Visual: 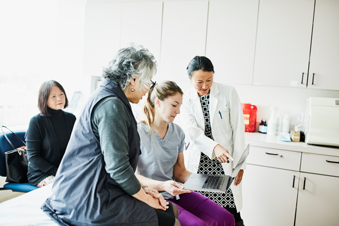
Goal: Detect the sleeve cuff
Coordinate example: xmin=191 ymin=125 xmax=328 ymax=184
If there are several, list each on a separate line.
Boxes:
xmin=123 ymin=176 xmax=142 ymax=196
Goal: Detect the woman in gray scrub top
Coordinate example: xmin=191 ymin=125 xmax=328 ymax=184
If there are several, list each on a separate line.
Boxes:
xmin=136 ymin=81 xmax=235 ymax=226
xmin=41 ymin=46 xmax=180 ymax=226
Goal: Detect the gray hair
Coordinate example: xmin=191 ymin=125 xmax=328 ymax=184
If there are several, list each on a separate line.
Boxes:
xmin=102 ymin=45 xmax=157 ymax=91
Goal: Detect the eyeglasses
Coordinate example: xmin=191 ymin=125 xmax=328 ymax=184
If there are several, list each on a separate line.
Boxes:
xmin=150 ymin=80 xmax=156 ymax=89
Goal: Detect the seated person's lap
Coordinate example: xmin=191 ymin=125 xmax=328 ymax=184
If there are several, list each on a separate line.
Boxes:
xmin=167 ymin=191 xmax=235 ymax=226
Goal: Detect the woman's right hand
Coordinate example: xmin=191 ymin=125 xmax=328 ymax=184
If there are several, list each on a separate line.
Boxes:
xmin=214 ymin=144 xmax=234 ymax=163
xmin=146 ymin=194 xmax=168 ymax=211
xmin=162 ymin=180 xmax=191 ymax=196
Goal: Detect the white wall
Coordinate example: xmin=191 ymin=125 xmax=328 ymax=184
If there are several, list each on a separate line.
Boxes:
xmin=157 ymin=79 xmax=339 ymax=132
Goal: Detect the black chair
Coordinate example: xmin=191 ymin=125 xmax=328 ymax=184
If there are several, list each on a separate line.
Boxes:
xmin=0 ymin=130 xmax=38 ymax=192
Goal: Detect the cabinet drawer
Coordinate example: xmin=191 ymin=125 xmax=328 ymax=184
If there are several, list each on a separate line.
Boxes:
xmin=247 ymin=146 xmax=301 ymax=171
xmin=301 ymin=153 xmax=339 ymax=177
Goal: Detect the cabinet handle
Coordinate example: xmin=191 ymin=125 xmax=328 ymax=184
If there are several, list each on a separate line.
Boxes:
xmin=312 ymin=73 xmax=315 ymax=85
xmin=292 ymin=175 xmax=295 ymax=188
xmin=303 ymin=177 xmax=306 ymax=190
xmin=265 ymin=152 xmax=278 ymax=156
xmin=301 ymin=72 xmax=304 ymax=84
xmin=326 ymin=160 xmax=339 ymax=164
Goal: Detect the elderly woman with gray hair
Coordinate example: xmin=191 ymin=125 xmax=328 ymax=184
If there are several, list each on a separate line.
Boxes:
xmin=41 ymin=46 xmax=180 ymax=226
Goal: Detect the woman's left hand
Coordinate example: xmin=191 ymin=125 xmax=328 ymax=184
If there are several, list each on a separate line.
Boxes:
xmin=234 ymin=169 xmax=244 ymax=186
xmin=145 ymin=188 xmax=168 ymax=209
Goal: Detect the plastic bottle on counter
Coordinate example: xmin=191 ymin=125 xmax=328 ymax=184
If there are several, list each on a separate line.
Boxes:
xmin=267 ymin=107 xmax=278 ymax=135
xmin=276 ymin=115 xmax=282 ymax=134
xmin=282 ymin=114 xmax=290 ymax=134
xmin=258 ymin=119 xmax=267 ymax=134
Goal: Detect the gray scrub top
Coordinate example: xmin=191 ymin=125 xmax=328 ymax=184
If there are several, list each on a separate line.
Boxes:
xmin=136 ymin=122 xmax=185 ymax=199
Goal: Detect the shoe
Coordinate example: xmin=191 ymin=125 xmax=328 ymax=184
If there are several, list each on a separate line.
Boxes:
xmin=235 ymin=220 xmax=244 ymax=226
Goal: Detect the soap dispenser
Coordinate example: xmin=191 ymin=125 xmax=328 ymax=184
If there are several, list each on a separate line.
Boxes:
xmin=291 ymin=126 xmax=301 ymax=142
xmin=267 ymin=107 xmax=278 ymax=135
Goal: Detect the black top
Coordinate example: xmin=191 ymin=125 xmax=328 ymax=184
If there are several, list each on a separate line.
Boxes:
xmin=26 ymin=108 xmax=76 ymax=186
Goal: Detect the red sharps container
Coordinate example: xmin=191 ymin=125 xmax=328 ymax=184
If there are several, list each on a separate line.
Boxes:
xmin=241 ymin=103 xmax=257 ymax=132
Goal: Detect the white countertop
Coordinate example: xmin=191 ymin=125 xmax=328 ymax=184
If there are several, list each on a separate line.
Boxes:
xmin=245 ymin=132 xmax=339 ymax=157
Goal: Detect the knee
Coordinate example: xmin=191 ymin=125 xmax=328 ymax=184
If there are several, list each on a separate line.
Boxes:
xmin=174 ymin=218 xmax=181 ymax=226
xmin=172 ymin=204 xmax=179 ymax=219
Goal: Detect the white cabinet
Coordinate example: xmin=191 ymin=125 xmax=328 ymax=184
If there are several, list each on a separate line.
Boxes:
xmin=295 ymin=153 xmax=339 ymax=226
xmin=206 ymin=0 xmax=259 ymax=85
xmin=242 ymin=146 xmax=300 ymax=226
xmin=242 ymin=164 xmax=299 ymax=226
xmin=159 ymin=0 xmax=208 ymax=81
xmin=120 ymin=2 xmax=163 ymax=64
xmin=253 ymin=0 xmax=339 ymax=91
xmin=295 ymin=173 xmax=339 ymax=226
xmin=253 ymin=0 xmax=314 ymax=88
xmin=243 ymin=147 xmax=339 ymax=226
xmin=308 ymin=0 xmax=339 ymax=90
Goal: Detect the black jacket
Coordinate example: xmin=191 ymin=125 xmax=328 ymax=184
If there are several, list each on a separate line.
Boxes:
xmin=26 ymin=110 xmax=76 ymax=186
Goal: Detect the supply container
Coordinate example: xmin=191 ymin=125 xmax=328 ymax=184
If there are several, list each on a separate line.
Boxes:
xmin=242 ymin=103 xmax=257 ymax=132
xmin=282 ymin=114 xmax=290 ymax=134
xmin=267 ymin=107 xmax=278 ymax=135
xmin=276 ymin=115 xmax=282 ymax=134
xmin=258 ymin=119 xmax=267 ymax=134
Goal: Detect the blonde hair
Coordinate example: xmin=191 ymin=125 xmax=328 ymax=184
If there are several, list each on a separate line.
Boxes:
xmin=142 ymin=81 xmax=183 ymax=137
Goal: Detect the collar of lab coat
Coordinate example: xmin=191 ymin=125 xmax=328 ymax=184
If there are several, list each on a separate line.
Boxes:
xmin=188 ymin=82 xmax=220 ymax=127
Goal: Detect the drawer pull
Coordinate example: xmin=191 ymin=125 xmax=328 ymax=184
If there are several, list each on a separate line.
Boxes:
xmin=265 ymin=152 xmax=278 ymax=156
xmin=301 ymin=72 xmax=304 ymax=84
xmin=303 ymin=177 xmax=306 ymax=190
xmin=292 ymin=175 xmax=295 ymax=188
xmin=326 ymin=160 xmax=339 ymax=164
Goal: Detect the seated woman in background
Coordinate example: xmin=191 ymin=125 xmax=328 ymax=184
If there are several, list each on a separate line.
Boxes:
xmin=26 ymin=80 xmax=76 ymax=187
xmin=136 ymin=81 xmax=235 ymax=226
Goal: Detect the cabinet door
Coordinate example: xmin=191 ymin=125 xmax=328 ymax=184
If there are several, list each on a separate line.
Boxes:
xmin=159 ymin=0 xmax=208 ymax=81
xmin=308 ymin=0 xmax=339 ymax=90
xmin=253 ymin=0 xmax=314 ymax=88
xmin=120 ymin=2 xmax=163 ymax=63
xmin=242 ymin=164 xmax=299 ymax=226
xmin=83 ymin=3 xmax=122 ymax=77
xmin=206 ymin=0 xmax=258 ymax=85
xmin=295 ymin=173 xmax=339 ymax=226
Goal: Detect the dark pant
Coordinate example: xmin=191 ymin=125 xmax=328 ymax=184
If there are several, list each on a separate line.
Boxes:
xmin=225 ymin=206 xmax=242 ymax=223
xmin=154 ymin=202 xmax=176 ymax=226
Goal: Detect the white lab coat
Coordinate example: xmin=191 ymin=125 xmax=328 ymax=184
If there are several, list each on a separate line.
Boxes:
xmin=180 ymin=82 xmax=245 ymax=212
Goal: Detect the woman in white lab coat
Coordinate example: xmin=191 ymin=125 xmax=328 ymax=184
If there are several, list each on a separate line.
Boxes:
xmin=180 ymin=56 xmax=246 ymax=226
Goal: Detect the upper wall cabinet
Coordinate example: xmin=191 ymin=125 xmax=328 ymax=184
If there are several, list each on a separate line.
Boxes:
xmin=253 ymin=0 xmax=314 ymax=88
xmin=83 ymin=3 xmax=122 ymax=77
xmin=159 ymin=0 xmax=208 ymax=81
xmin=120 ymin=2 xmax=163 ymax=63
xmin=308 ymin=0 xmax=339 ymax=90
xmin=206 ymin=0 xmax=259 ymax=85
